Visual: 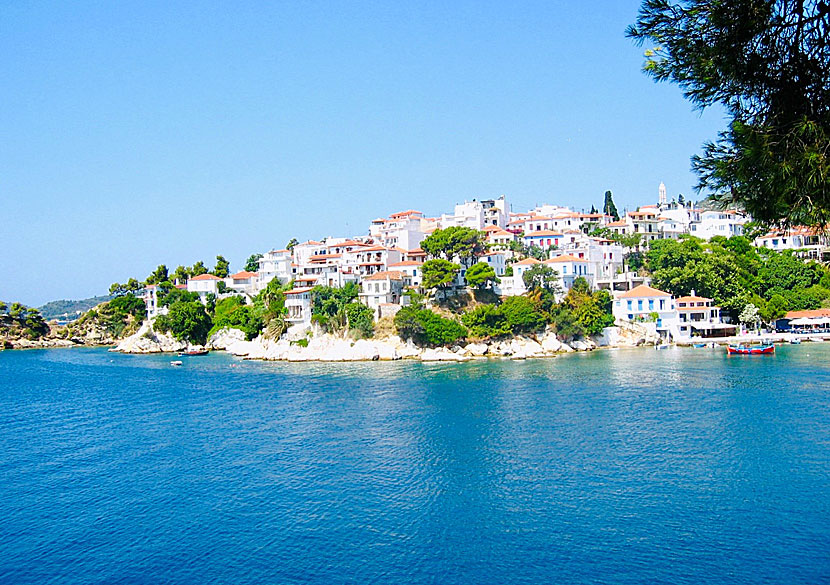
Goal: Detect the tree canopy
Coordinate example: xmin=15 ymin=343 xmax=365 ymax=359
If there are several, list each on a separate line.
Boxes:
xmin=213 ymin=255 xmax=231 ymax=278
xmin=420 ymin=227 xmax=485 ymax=264
xmin=464 ymin=262 xmax=499 ymax=289
xmin=628 ymin=0 xmax=830 ymax=226
xmin=422 ymin=259 xmax=461 ymax=293
xmin=245 ymin=254 xmax=263 ymax=273
xmin=603 ymin=190 xmax=620 ymax=220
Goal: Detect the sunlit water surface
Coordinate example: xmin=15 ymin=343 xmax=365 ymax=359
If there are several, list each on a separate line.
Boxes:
xmin=1 ymin=346 xmax=829 ymax=584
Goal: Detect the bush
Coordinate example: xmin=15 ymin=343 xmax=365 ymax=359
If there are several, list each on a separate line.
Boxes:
xmin=154 ymin=301 xmax=212 ymax=345
xmin=501 ymin=296 xmax=546 ymax=333
xmin=394 ymin=306 xmax=466 ymax=347
xmin=345 ymin=303 xmax=374 ymax=338
xmin=210 ymin=296 xmax=263 ymax=340
xmin=461 ymin=304 xmax=511 ymax=338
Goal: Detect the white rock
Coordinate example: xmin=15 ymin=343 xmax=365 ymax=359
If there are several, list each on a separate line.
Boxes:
xmin=465 ymin=342 xmax=489 ymax=357
xmin=207 ymin=327 xmax=246 ymax=350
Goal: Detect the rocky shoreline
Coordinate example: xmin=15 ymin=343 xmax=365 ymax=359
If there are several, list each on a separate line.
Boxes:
xmin=109 ymin=323 xmax=650 ymax=362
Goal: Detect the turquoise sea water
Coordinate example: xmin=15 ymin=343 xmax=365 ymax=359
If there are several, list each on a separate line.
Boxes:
xmin=1 ymin=346 xmax=829 ymax=584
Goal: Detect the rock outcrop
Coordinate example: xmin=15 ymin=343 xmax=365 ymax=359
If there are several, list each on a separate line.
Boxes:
xmin=112 ymin=320 xmax=188 ymax=354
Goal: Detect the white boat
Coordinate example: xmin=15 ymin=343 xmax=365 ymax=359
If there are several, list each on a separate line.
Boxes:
xmin=170 ymin=360 xmax=183 ymax=366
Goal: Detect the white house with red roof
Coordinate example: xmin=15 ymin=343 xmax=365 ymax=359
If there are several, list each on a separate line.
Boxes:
xmin=187 ymin=274 xmax=223 ymax=300
xmin=689 ymin=210 xmax=748 ymax=240
xmin=387 ymin=260 xmax=423 ymax=288
xmin=285 ymin=287 xmax=314 ymax=328
xmin=613 ymin=284 xmax=679 ymax=338
xmin=674 ymin=291 xmax=735 ymax=338
xmin=359 ymin=270 xmax=405 ymax=313
xmin=754 ymin=226 xmax=827 ymax=256
xmin=369 ymin=210 xmax=428 ymax=251
xmin=523 ymin=230 xmax=563 ymax=250
xmin=227 ymin=271 xmax=257 ymax=294
xmin=545 ymin=254 xmax=593 ymax=289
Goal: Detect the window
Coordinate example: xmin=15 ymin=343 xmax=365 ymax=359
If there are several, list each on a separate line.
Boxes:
xmin=659 ymin=299 xmax=665 ymax=310
xmin=648 ymin=299 xmax=654 ymax=310
xmin=627 ymin=300 xmax=632 ymax=310
xmin=637 ymin=300 xmax=643 ymax=310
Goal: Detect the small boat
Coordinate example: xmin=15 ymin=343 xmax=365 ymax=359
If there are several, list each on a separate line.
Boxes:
xmin=655 ymin=343 xmax=669 ymax=350
xmin=789 ymin=338 xmax=802 ymax=345
xmin=170 ymin=360 xmax=183 ymax=366
xmin=179 ymin=349 xmax=209 ymax=356
xmin=726 ymin=344 xmax=775 ymax=355
xmin=693 ymin=343 xmax=708 ymax=348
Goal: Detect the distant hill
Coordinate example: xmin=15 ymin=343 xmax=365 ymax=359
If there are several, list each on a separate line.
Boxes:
xmin=38 ymin=296 xmax=112 ymax=321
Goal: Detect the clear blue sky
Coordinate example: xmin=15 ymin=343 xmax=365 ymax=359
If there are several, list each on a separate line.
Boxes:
xmin=1 ymin=1 xmax=726 ymax=306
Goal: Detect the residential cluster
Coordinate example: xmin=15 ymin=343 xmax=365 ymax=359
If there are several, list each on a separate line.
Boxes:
xmin=141 ymin=183 xmax=830 ymax=342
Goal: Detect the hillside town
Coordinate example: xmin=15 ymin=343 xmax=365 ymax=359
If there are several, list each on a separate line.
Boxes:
xmin=138 ymin=184 xmax=830 ymax=344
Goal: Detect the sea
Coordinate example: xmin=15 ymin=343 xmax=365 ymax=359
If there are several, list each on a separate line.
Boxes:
xmin=1 ymin=345 xmax=828 ymax=584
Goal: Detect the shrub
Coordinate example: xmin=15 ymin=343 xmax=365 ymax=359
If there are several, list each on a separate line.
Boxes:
xmin=394 ymin=306 xmax=466 ymax=346
xmin=154 ymin=301 xmax=212 ymax=345
xmin=501 ymin=296 xmax=546 ymax=333
xmin=345 ymin=303 xmax=374 ymax=338
xmin=461 ymin=304 xmax=511 ymax=338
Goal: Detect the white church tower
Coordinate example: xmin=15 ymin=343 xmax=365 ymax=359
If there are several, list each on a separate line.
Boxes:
xmin=658 ymin=182 xmax=667 ymax=206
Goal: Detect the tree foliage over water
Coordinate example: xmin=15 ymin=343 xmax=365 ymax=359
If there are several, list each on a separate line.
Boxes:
xmin=644 ymin=235 xmax=830 ymax=317
xmin=628 ymin=0 xmax=830 ymax=226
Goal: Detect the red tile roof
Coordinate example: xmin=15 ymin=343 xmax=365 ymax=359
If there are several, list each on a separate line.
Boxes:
xmin=363 ymin=270 xmax=404 ymax=281
xmin=513 ymin=258 xmax=542 ymax=266
xmin=189 ymin=274 xmax=222 ymax=281
xmin=231 ymin=271 xmax=257 ymax=279
xmin=545 ymin=254 xmax=585 ymax=263
xmin=388 ymin=261 xmax=423 ymax=267
xmin=617 ymin=284 xmax=671 ymax=299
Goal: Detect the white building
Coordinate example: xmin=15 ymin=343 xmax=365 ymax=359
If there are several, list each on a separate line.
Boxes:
xmin=755 ymin=227 xmax=827 ymax=256
xmin=285 ymin=288 xmax=313 ymax=328
xmin=613 ymin=284 xmax=679 ymax=338
xmin=545 ymin=254 xmax=593 ymax=290
xmin=359 ymin=270 xmax=404 ymax=312
xmin=387 ymin=261 xmax=423 ymax=288
xmin=186 ymin=274 xmax=223 ymax=300
xmin=689 ymin=210 xmax=747 ymax=239
xmin=369 ymin=210 xmax=428 ymax=250
xmin=226 ymin=271 xmax=257 ymax=295
xmin=256 ymin=249 xmax=293 ymax=290
xmin=675 ymin=292 xmax=735 ymax=339
xmin=438 ymin=197 xmax=510 ymax=230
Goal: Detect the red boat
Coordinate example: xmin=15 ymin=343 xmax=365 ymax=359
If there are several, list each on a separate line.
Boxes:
xmin=726 ymin=344 xmax=775 ymax=355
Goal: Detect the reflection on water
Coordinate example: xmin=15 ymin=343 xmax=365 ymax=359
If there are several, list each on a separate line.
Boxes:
xmin=1 ymin=345 xmax=829 ymax=584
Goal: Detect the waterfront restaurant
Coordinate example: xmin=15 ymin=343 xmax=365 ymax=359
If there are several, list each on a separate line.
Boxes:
xmin=777 ymin=309 xmax=830 ymax=333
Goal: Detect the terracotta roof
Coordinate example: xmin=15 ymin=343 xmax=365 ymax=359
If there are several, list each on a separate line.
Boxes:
xmin=189 ymin=274 xmax=222 ymax=281
xmin=268 ymin=249 xmax=290 ymax=254
xmin=231 ymin=271 xmax=257 ymax=279
xmin=513 ymin=258 xmax=542 ymax=266
xmin=309 ymin=253 xmax=342 ymax=260
xmin=363 ymin=270 xmax=404 ymax=281
xmin=607 ymin=220 xmax=627 ymax=227
xmin=675 ymin=295 xmax=711 ymax=303
xmin=285 ymin=287 xmax=314 ymax=295
xmin=545 ymin=254 xmax=586 ymax=263
xmin=388 ymin=260 xmax=423 ymax=267
xmin=617 ymin=284 xmax=671 ymax=299
xmin=525 ymin=230 xmax=563 ymax=237
xmin=359 ymin=245 xmax=387 ymax=252
xmin=389 ymin=210 xmax=422 ymax=218
xmin=784 ymin=308 xmax=830 ymax=319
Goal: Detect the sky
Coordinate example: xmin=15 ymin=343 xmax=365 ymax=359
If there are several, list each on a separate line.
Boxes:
xmin=1 ymin=1 xmax=727 ymax=306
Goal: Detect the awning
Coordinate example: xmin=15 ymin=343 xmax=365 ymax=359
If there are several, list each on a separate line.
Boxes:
xmin=690 ymin=322 xmax=736 ymax=330
xmin=789 ymin=317 xmax=830 ymax=326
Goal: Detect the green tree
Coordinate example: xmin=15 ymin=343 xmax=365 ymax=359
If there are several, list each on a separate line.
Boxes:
xmin=146 ymin=265 xmax=169 ymax=285
xmin=109 ymin=282 xmax=127 ymax=297
xmin=345 ymin=303 xmax=374 ymax=338
xmin=461 ymin=304 xmax=511 ymax=338
xmin=501 ymin=296 xmax=547 ymax=333
xmin=393 ymin=306 xmax=466 ymax=347
xmin=420 ymin=227 xmax=485 ymax=265
xmin=210 ymin=296 xmax=263 ymax=340
xmin=603 ymin=190 xmax=620 ymax=220
xmin=464 ymin=262 xmax=499 ymax=289
xmin=422 ymin=259 xmax=461 ymax=297
xmin=154 ymin=301 xmax=212 ymax=345
xmin=172 ymin=265 xmax=190 ymax=283
xmin=628 ymin=1 xmax=830 ymax=227
xmin=190 ymin=261 xmax=208 ymax=276
xmin=310 ymin=283 xmax=360 ymax=334
xmin=245 ymin=254 xmax=263 ymax=273
xmin=213 ymin=255 xmax=230 ymax=278
xmin=286 ymin=238 xmax=299 ymax=251
xmin=522 ymin=264 xmax=561 ymax=294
